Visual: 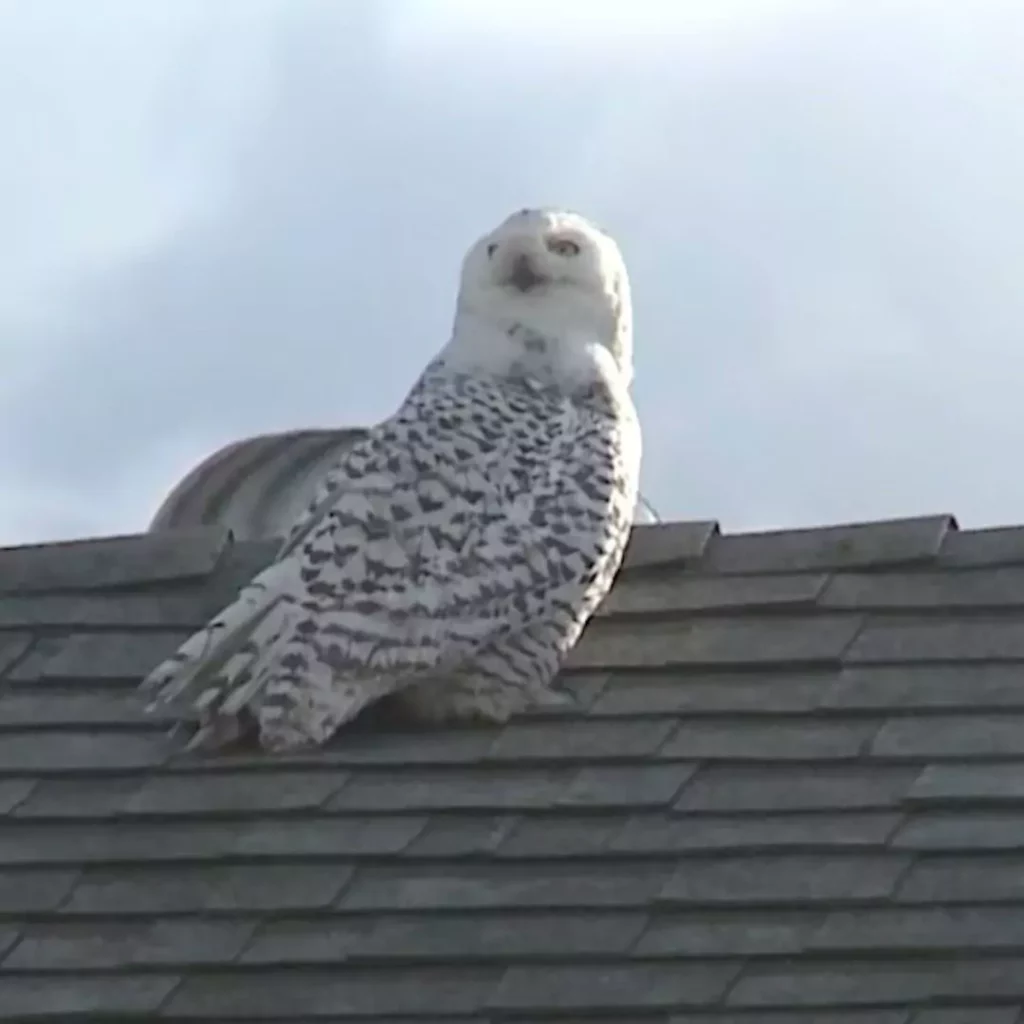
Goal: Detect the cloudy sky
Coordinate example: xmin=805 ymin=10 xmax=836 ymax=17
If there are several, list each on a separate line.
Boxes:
xmin=3 ymin=0 xmax=1024 ymax=545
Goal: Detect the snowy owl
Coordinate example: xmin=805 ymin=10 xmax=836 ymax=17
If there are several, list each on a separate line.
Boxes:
xmin=140 ymin=207 xmax=642 ymax=752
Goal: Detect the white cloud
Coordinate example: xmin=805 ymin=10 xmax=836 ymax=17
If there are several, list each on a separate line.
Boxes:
xmin=5 ymin=0 xmax=1024 ymax=544
xmin=0 ymin=0 xmax=279 ymax=332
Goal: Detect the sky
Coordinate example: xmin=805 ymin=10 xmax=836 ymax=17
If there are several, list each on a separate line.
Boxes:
xmin=3 ymin=0 xmax=1024 ymax=545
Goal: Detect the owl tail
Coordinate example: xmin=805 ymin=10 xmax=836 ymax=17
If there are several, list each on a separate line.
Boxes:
xmin=140 ymin=558 xmax=401 ymax=753
xmin=139 ymin=560 xmax=300 ymax=745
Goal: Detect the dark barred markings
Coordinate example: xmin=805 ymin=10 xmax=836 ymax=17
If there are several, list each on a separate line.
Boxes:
xmin=140 ymin=359 xmax=640 ymax=752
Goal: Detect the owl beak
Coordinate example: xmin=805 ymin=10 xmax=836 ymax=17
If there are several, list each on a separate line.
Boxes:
xmin=507 ymin=253 xmax=545 ymax=293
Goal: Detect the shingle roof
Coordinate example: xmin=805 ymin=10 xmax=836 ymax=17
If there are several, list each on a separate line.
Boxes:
xmin=3 ymin=513 xmax=1024 ymax=1021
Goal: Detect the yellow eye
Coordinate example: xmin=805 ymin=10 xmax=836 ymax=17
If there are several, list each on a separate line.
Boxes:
xmin=547 ymin=237 xmax=580 ymax=257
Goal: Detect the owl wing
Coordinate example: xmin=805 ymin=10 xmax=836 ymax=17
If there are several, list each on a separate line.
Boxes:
xmin=140 ymin=371 xmax=626 ymax=750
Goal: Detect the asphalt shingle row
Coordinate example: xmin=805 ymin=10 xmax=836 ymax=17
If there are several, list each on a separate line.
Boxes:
xmin=9 ymin=615 xmax=1024 ymax=701
xmin=0 ymin=517 xmax=1022 ymax=1021
xmin=4 ymin=714 xmax=1024 ymax=774
xmin=3 ymin=960 xmax=1024 ymax=1017
xmin=0 ymin=514 xmax=969 ymax=596
xmin=5 ymin=758 xmax=1024 ymax=816
xmin=6 ymin=850 xmax=1024 ymax=917
xmin=11 ymin=904 xmax=1024 ymax=971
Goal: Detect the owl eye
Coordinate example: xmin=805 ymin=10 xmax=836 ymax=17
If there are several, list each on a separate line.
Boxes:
xmin=547 ymin=237 xmax=580 ymax=257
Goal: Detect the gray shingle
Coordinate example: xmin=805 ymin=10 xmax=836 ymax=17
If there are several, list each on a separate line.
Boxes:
xmin=898 ymin=856 xmax=1024 ymax=902
xmin=205 ymin=727 xmax=497 ymax=769
xmin=0 ymin=689 xmax=157 ymax=728
xmin=4 ymin=918 xmax=254 ymax=969
xmin=125 ymin=770 xmax=347 ymax=815
xmin=12 ymin=777 xmax=142 ymax=819
xmin=0 ymin=928 xmax=21 ymax=961
xmin=340 ymin=863 xmax=671 ymax=910
xmin=634 ymin=910 xmax=819 ymax=956
xmin=5 ymin=629 xmax=190 ymax=683
xmin=0 ymin=779 xmax=34 ymax=814
xmin=63 ymin=863 xmax=352 ymax=914
xmin=238 ymin=918 xmax=371 ymax=964
xmin=489 ymin=718 xmax=675 ymax=761
xmin=871 ymin=714 xmax=1024 ymax=757
xmin=660 ymin=854 xmax=908 ymax=905
xmin=941 ymin=959 xmax=1024 ymax=999
xmin=505 ymin=1018 xmax=664 ymax=1024
xmin=489 ymin=961 xmax=740 ymax=1011
xmin=893 ymin=812 xmax=1024 ymax=850
xmin=0 ymin=730 xmax=167 ymax=773
xmin=0 ymin=632 xmax=31 ymax=676
xmin=822 ymin=566 xmax=1024 ymax=610
xmin=0 ymin=869 xmax=79 ymax=912
xmin=0 ymin=590 xmax=214 ymax=630
xmin=732 ymin=958 xmax=1024 ymax=1006
xmin=621 ymin=519 xmax=719 ymax=570
xmin=0 ymin=526 xmax=230 ymax=593
xmin=911 ymin=1010 xmax=1021 ymax=1024
xmin=909 ymin=763 xmax=1024 ymax=804
xmin=354 ymin=910 xmax=649 ymax=960
xmin=810 ymin=906 xmax=1024 ymax=951
xmin=601 ymin=571 xmax=827 ymax=616
xmin=669 ymin=1015 xmax=910 ymax=1024
xmin=0 ymin=820 xmax=244 ymax=866
xmin=824 ymin=664 xmax=1024 ymax=710
xmin=675 ymin=766 xmax=917 ymax=813
xmin=940 ymin=524 xmax=1024 ymax=568
xmin=726 ymin=962 xmax=939 ymax=1007
xmin=0 ymin=975 xmax=180 ymax=1016
xmin=2 ymin=636 xmax=61 ymax=683
xmin=231 ymin=815 xmax=426 ymax=857
xmin=660 ymin=718 xmax=878 ymax=761
xmin=699 ymin=515 xmax=954 ymax=574
xmin=189 ymin=1017 xmax=493 ymax=1024
xmin=612 ymin=812 xmax=901 ymax=853
xmin=326 ymin=727 xmax=499 ymax=766
xmin=571 ymin=616 xmax=863 ymax=670
xmin=495 ymin=815 xmax=622 ymax=857
xmin=559 ymin=763 xmax=697 ymax=807
xmin=164 ymin=967 xmax=500 ymax=1017
xmin=591 ymin=671 xmax=831 ymax=716
xmin=327 ymin=768 xmax=568 ymax=812
xmin=212 ymin=539 xmax=279 ymax=588
xmin=846 ymin=620 xmax=1024 ymax=664
xmin=403 ymin=814 xmax=515 ymax=857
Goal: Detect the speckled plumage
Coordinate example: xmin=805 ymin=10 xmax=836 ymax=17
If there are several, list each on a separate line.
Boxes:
xmin=140 ymin=208 xmax=642 ymax=752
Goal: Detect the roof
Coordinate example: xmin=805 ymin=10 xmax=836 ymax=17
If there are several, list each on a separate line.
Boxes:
xmin=2 ymin=513 xmax=1024 ymax=1021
